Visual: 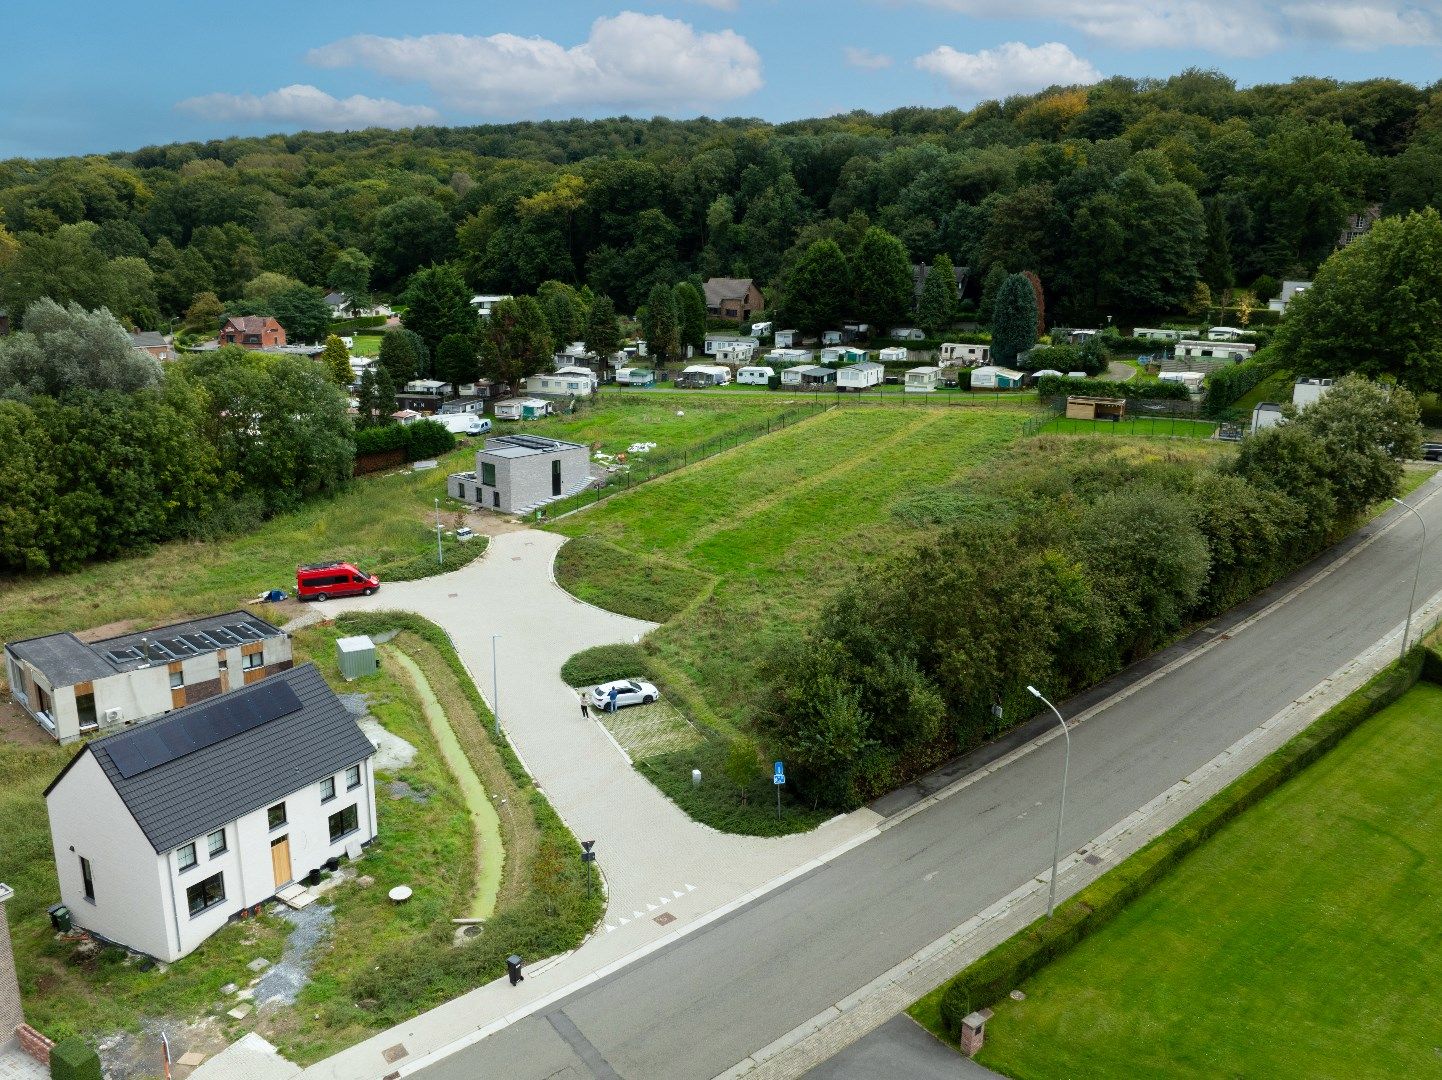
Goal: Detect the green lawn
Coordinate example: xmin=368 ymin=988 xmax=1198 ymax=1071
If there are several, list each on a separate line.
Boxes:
xmin=1232 ymin=369 xmax=1295 ymax=413
xmin=8 ymin=625 xmax=476 ymax=1056
xmin=974 ymin=681 xmax=1442 ymax=1080
xmin=1036 ymin=416 xmax=1218 ymax=439
xmin=551 ymin=406 xmax=1029 ymax=832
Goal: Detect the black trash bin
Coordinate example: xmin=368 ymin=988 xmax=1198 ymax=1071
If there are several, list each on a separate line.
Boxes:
xmin=48 ymin=903 xmax=71 ymax=932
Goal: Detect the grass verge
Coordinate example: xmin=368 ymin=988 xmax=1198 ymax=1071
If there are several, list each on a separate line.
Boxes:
xmin=553 ymin=537 xmax=713 ymax=623
xmin=913 ymin=643 xmax=1438 ymax=1062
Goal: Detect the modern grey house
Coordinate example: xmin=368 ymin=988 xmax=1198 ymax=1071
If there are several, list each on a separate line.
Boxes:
xmin=447 ymin=434 xmax=591 ymax=514
xmin=6 ymin=612 xmax=292 ymax=744
xmin=44 ymin=664 xmax=377 ymax=962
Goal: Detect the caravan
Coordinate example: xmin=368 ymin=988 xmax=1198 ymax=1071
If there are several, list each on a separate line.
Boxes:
xmin=736 ymin=365 xmax=776 ymax=385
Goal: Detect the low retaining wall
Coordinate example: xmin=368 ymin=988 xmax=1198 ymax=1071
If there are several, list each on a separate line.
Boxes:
xmin=15 ymin=1023 xmax=54 ymax=1065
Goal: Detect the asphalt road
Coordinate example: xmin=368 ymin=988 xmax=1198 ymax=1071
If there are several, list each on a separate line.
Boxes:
xmin=416 ymin=482 xmax=1442 ymax=1080
xmin=800 ymin=1015 xmax=993 ymax=1080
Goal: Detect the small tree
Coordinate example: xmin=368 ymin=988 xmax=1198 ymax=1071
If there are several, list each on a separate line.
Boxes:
xmin=584 ymin=294 xmax=622 ymax=360
xmin=1187 ymin=281 xmax=1212 ymax=319
xmin=916 ymin=254 xmax=958 ymax=335
xmin=319 ymin=334 xmax=351 ymax=386
xmin=991 ymin=274 xmax=1040 ymax=365
xmin=402 ymin=263 xmax=475 ymax=357
xmin=642 ymin=283 xmax=680 ymax=363
xmin=183 ymin=290 xmax=224 ymax=334
xmin=724 ymin=738 xmax=760 ymax=805
xmin=674 ymin=281 xmax=707 ymax=353
xmin=377 ymin=328 xmax=421 ymax=385
xmin=355 ymin=366 xmax=380 ymax=427
xmin=979 ymin=263 xmax=1008 ymax=326
xmin=783 ymin=239 xmax=851 ymax=337
xmin=1022 ymin=271 xmax=1045 ymax=338
xmin=852 ymin=226 xmax=913 ymax=331
xmin=435 ymin=332 xmax=480 ymax=387
xmin=373 ymin=366 xmax=398 ymax=425
xmin=1235 ymin=290 xmax=1257 ymax=327
xmin=480 ymin=295 xmax=554 ymax=390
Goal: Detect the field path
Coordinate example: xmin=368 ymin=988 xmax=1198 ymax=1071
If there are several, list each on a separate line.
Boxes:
xmin=675 ymin=409 xmax=948 ymax=557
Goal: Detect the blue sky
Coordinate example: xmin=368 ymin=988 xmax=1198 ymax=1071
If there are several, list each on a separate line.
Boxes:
xmin=4 ymin=0 xmax=1440 ymax=158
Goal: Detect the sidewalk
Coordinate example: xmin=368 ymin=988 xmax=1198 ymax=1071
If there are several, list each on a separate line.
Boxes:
xmin=721 ymin=578 xmax=1442 ymax=1079
xmin=302 ymin=529 xmax=879 ymax=1079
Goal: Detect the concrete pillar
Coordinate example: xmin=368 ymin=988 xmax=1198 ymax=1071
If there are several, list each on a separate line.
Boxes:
xmin=0 ymin=884 xmax=22 ymax=1035
xmin=959 ymin=1008 xmax=992 ymax=1058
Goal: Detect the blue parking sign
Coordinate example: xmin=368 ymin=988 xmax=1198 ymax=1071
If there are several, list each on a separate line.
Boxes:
xmin=773 ymin=761 xmax=785 ymax=785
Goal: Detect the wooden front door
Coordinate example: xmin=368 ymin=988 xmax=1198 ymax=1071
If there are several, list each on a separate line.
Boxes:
xmin=270 ymin=835 xmax=292 ymax=888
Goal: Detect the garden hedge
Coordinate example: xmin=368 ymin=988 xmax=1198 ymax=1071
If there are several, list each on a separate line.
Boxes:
xmin=939 ymin=644 xmax=1434 ymax=1038
xmin=49 ymin=1038 xmax=101 ymax=1080
xmin=1035 ymin=374 xmax=1192 ymax=402
xmin=354 ymin=418 xmax=456 ymax=461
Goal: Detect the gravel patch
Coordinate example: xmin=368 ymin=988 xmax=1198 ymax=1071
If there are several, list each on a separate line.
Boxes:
xmin=340 ymin=692 xmax=417 ymax=771
xmin=254 ymin=905 xmax=334 ymax=1007
xmin=387 ymin=779 xmax=430 ymax=804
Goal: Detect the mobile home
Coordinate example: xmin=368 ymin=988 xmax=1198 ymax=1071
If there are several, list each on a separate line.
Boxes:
xmin=904 ymin=366 xmax=940 ymax=393
xmin=615 ymin=367 xmax=656 ymax=387
xmin=676 ymin=364 xmax=732 ymax=388
xmin=878 ymin=346 xmax=908 ymax=363
xmin=969 ymin=365 xmax=1025 ymax=390
xmin=837 ymin=361 xmax=885 ymax=391
xmin=736 ymin=365 xmax=776 ymax=385
xmin=939 ymin=343 xmax=991 ymax=367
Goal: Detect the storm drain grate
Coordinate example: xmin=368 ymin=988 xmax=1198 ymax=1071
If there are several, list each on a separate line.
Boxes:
xmin=654 ymin=912 xmax=677 ymax=926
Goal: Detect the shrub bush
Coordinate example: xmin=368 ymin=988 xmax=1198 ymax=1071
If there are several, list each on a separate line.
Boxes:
xmin=938 ymin=646 xmax=1431 ymax=1038
xmin=560 ymin=643 xmax=652 ymax=687
xmin=49 ymin=1038 xmax=101 ymax=1080
xmin=354 ymin=419 xmax=456 ymax=461
xmin=1035 ymin=374 xmax=1192 ymax=402
xmin=1202 ymin=353 xmax=1279 ymax=417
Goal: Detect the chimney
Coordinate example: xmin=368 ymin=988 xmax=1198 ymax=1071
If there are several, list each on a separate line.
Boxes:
xmin=0 ymin=884 xmax=22 ymax=1035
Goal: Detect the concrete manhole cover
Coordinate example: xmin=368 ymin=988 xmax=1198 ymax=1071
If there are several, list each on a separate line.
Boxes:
xmin=1084 ymin=854 xmax=1103 ymax=866
xmin=654 ymin=912 xmax=676 ymax=926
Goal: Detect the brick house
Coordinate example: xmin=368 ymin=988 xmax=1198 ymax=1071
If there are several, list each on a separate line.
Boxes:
xmin=219 ymin=316 xmax=286 ymax=349
xmin=703 ymin=278 xmax=764 ymax=323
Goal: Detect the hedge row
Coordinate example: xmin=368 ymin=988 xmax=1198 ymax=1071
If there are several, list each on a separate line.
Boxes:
xmin=1034 ymin=374 xmax=1192 ymax=402
xmin=939 ymin=644 xmax=1434 ymax=1038
xmin=1201 ymin=355 xmax=1278 ymax=417
xmin=353 ymin=418 xmax=456 ymax=461
xmin=328 ymin=315 xmax=389 ymax=332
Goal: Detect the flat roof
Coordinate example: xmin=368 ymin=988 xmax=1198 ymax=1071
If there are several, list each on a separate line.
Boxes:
xmin=8 ymin=611 xmax=283 ymax=685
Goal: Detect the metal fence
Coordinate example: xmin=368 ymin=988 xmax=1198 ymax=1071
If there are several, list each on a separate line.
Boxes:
xmin=544 ymin=400 xmax=829 ymax=520
xmin=1021 ymin=398 xmax=1220 ymax=441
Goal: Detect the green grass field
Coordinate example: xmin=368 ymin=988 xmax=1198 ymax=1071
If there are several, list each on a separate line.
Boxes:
xmin=552 ymin=406 xmax=1029 ymax=831
xmin=973 ymin=681 xmax=1442 ymax=1080
xmin=1036 ymin=416 xmax=1218 ymax=439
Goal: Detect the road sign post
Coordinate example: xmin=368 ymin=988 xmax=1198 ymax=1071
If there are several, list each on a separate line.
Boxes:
xmin=581 ymin=839 xmax=596 ymax=898
xmin=773 ymin=760 xmax=785 ymax=817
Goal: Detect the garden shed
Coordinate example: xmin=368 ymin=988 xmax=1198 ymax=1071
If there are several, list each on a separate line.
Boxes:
xmin=336 ymin=636 xmax=378 ymax=681
xmin=1065 ymin=396 xmax=1127 ymax=421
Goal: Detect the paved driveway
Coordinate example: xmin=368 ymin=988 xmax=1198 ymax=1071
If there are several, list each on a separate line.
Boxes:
xmin=323 ymin=528 xmax=878 ymax=939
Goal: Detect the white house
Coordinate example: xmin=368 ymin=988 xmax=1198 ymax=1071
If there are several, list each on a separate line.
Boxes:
xmin=970 ymin=365 xmax=1025 ymax=389
xmin=44 ymin=665 xmax=376 ymax=962
xmin=1251 ymin=402 xmax=1285 ymax=433
xmin=1207 ymin=326 xmax=1245 ymax=341
xmin=469 ymin=295 xmax=513 ymax=318
xmin=525 ymin=369 xmax=596 ymax=397
xmin=1269 ymin=281 xmax=1312 ymax=313
xmin=1293 ymin=377 xmax=1334 ymax=409
xmin=878 ymin=346 xmax=908 ymax=363
xmin=736 ymin=365 xmax=775 ymax=385
xmin=905 ymin=366 xmax=940 ymax=392
xmin=1175 ymin=340 xmax=1256 ymax=362
xmin=837 ymin=361 xmax=885 ymax=390
xmin=939 ymin=343 xmax=991 ymax=367
xmin=6 ymin=612 xmax=292 ymax=744
xmin=703 ymin=334 xmax=759 ymax=358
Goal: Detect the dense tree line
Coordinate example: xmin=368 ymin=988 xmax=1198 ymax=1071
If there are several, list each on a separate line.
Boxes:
xmin=0 ymin=302 xmax=352 ymax=572
xmin=0 ymin=72 xmax=1437 ymax=335
xmin=760 ymin=376 xmax=1420 ymax=810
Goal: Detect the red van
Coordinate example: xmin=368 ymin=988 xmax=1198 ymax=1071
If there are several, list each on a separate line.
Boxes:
xmin=296 ymin=562 xmax=379 ymax=601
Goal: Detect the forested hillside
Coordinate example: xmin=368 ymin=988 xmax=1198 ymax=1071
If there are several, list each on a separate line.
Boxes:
xmin=1 ymin=70 xmax=1439 ymax=329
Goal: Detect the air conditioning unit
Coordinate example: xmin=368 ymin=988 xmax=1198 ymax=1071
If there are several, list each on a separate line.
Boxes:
xmin=103 ymin=707 xmax=123 ymax=723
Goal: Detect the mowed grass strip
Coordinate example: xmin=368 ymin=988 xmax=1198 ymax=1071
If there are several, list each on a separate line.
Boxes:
xmin=1036 ymin=416 xmax=1219 ymax=439
xmin=976 ymin=681 xmax=1442 ymax=1080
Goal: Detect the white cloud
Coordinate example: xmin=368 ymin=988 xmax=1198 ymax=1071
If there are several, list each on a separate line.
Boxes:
xmin=844 ymin=46 xmax=894 ymax=69
xmin=308 ymin=12 xmax=763 ymax=114
xmin=686 ymin=0 xmax=740 ymax=9
xmin=1282 ymin=2 xmax=1440 ymax=47
xmin=177 ymin=84 xmax=438 ymax=129
xmin=915 ymin=41 xmax=1101 ymax=98
xmin=913 ymin=0 xmax=1438 ymax=53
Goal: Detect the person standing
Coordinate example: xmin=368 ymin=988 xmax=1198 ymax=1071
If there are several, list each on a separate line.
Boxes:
xmin=580 ymin=690 xmax=590 ymax=719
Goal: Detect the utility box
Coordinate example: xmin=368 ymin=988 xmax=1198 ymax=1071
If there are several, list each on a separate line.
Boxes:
xmin=960 ymin=1009 xmax=992 ymax=1057
xmin=336 ymin=635 xmax=378 ymax=681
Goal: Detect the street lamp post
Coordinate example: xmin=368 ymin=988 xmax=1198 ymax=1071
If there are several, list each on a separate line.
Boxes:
xmin=1027 ymin=685 xmax=1071 ymax=918
xmin=491 ymin=633 xmax=501 ymax=738
xmin=434 ymin=498 xmax=444 ymax=567
xmin=1393 ymin=497 xmax=1426 ymax=660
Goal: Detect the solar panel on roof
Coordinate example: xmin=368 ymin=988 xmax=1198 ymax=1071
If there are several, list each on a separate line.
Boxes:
xmin=147 ymin=641 xmax=176 ymax=661
xmin=184 ymin=633 xmax=220 ymax=651
xmin=107 ymin=647 xmax=144 ymax=664
xmin=228 ymin=623 xmax=260 ymax=641
xmin=210 ymin=628 xmax=240 ymax=645
xmin=106 ymin=679 xmax=304 ymax=779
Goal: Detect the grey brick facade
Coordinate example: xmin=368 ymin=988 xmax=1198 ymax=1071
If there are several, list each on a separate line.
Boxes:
xmin=447 ymin=435 xmax=590 ymax=513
